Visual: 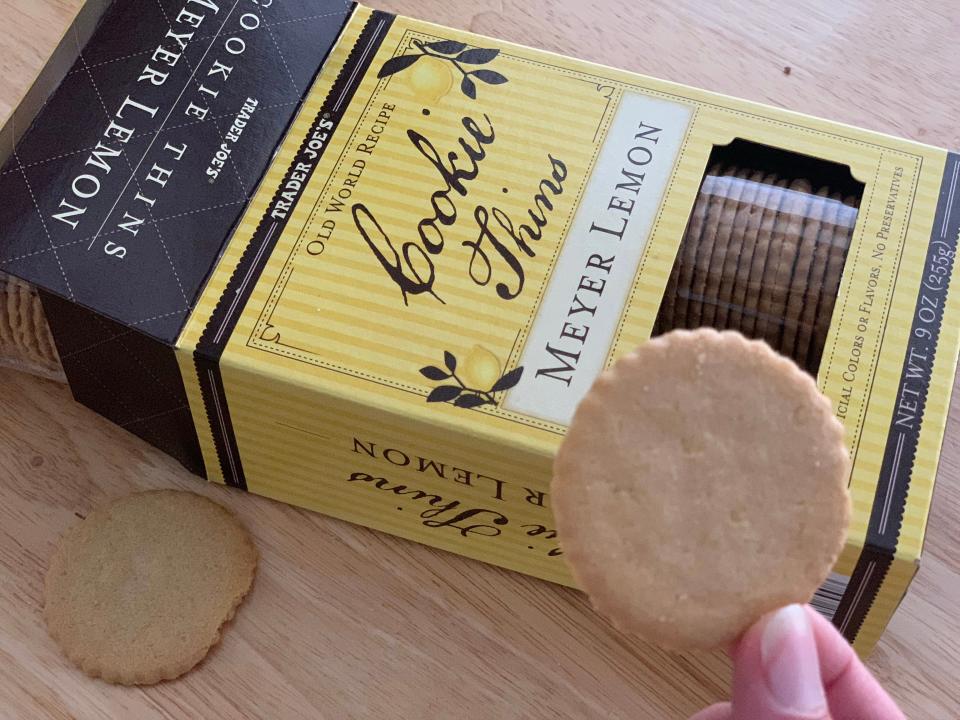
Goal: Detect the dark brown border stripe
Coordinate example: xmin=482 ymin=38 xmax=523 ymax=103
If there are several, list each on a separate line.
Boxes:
xmin=195 ymin=8 xmax=394 ymax=489
xmin=835 ymin=151 xmax=960 ymax=641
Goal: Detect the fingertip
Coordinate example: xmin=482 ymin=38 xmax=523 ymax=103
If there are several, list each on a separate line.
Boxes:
xmin=727 ymin=606 xmax=904 ymax=720
xmin=760 ymin=605 xmax=827 ymax=713
xmin=803 ymin=605 xmax=856 ymax=685
xmin=730 ymin=605 xmax=830 ymax=719
xmin=804 ymin=606 xmax=906 ymax=720
xmin=826 ymin=660 xmax=906 ymax=720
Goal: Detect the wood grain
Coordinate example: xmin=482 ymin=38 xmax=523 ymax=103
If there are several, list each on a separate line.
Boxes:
xmin=1 ymin=1 xmax=958 ymax=718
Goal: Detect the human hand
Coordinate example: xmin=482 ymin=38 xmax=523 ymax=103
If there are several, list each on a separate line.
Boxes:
xmin=691 ymin=604 xmax=905 ymax=720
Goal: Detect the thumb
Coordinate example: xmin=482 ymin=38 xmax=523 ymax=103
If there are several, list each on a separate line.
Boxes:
xmin=731 ymin=604 xmax=830 ymax=720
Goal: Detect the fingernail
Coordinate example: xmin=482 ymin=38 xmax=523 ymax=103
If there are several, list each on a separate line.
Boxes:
xmin=761 ymin=605 xmax=827 ymax=714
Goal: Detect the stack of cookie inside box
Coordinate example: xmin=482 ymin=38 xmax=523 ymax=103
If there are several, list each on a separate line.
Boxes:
xmin=0 ymin=272 xmax=63 ymax=381
xmin=654 ymin=143 xmax=862 ymax=376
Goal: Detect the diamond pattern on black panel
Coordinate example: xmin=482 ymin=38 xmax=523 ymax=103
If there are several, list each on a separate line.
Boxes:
xmin=0 ymin=0 xmax=353 ymax=343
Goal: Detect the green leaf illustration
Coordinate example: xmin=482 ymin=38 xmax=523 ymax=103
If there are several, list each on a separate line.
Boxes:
xmin=454 ymin=393 xmax=488 ymax=409
xmin=420 ymin=366 xmax=449 ymax=381
xmin=444 ymin=351 xmax=457 ymax=372
xmin=425 ymin=40 xmax=468 ymax=55
xmin=378 ymin=54 xmax=421 ymax=79
xmin=471 ymin=69 xmax=508 ymax=85
xmin=460 ymin=76 xmax=477 ymax=99
xmin=456 ymin=47 xmax=500 ymax=64
xmin=491 ymin=366 xmax=524 ymax=392
xmin=428 ymin=385 xmax=462 ymax=403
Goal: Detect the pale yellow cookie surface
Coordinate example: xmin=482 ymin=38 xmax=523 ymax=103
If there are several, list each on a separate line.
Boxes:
xmin=44 ymin=490 xmax=258 ymax=685
xmin=552 ymin=329 xmax=850 ymax=650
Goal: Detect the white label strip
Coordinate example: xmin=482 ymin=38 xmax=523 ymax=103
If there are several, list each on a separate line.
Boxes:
xmin=504 ymin=92 xmax=692 ymax=425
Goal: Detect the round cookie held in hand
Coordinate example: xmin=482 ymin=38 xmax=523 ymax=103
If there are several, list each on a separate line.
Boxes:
xmin=44 ymin=490 xmax=258 ymax=685
xmin=552 ymin=329 xmax=850 ymax=650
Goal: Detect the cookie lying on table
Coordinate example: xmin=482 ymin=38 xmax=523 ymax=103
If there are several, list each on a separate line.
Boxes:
xmin=44 ymin=490 xmax=258 ymax=685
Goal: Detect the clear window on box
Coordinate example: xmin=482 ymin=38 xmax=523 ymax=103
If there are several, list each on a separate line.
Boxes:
xmin=654 ymin=140 xmax=864 ymax=377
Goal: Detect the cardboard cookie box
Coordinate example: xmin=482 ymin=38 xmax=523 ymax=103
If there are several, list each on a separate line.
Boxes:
xmin=1 ymin=0 xmax=957 ymax=656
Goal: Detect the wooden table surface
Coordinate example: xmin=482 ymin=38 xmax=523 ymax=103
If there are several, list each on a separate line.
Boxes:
xmin=1 ymin=1 xmax=958 ymax=718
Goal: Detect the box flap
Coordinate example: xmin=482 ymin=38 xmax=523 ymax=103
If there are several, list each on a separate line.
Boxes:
xmin=0 ymin=0 xmax=353 ymax=343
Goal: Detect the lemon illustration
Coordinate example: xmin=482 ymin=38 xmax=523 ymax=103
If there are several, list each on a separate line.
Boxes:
xmin=407 ymin=56 xmax=455 ymax=104
xmin=460 ymin=344 xmax=502 ymax=390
